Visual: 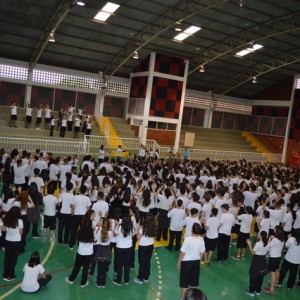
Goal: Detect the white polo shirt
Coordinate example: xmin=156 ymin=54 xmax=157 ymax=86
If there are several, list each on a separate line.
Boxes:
xmin=21 ymin=264 xmax=45 ymax=292
xmin=43 ymin=194 xmax=59 ymax=216
xmin=181 ymin=235 xmax=205 ymax=261
xmin=73 ymin=194 xmax=91 ymax=215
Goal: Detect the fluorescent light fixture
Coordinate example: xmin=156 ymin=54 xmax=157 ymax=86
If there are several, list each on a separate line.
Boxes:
xmin=185 ymin=26 xmax=201 ymax=35
xmin=252 ymin=76 xmax=257 ymax=84
xmin=133 ymin=50 xmax=139 ymax=59
xmin=49 ymin=31 xmax=55 ymax=43
xmin=77 ymin=1 xmax=85 ymax=6
xmin=174 ymin=25 xmax=201 ymax=42
xmin=199 ymin=65 xmax=205 ymax=73
xmin=175 ymin=28 xmax=182 ymax=32
xmin=235 ymin=44 xmax=263 ymax=57
xmin=94 ymin=11 xmax=111 ymax=22
xmin=94 ymin=2 xmax=120 ymax=22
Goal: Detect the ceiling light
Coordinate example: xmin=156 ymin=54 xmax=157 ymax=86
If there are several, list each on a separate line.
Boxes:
xmin=49 ymin=31 xmax=55 ymax=43
xmin=76 ymin=1 xmax=85 ymax=6
xmin=235 ymin=44 xmax=263 ymax=57
xmin=239 ymin=0 xmax=244 ymax=7
xmin=199 ymin=65 xmax=205 ymax=73
xmin=175 ymin=28 xmax=182 ymax=32
xmin=174 ymin=25 xmax=201 ymax=42
xmin=133 ymin=50 xmax=139 ymax=59
xmin=252 ymin=76 xmax=257 ymax=84
xmin=94 ymin=2 xmax=120 ymax=22
xmin=246 ymin=42 xmax=255 ymax=51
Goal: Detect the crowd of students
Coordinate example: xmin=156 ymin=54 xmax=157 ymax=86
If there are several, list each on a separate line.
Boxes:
xmin=0 ymin=147 xmax=300 ymax=298
xmin=10 ymin=102 xmax=93 ymax=138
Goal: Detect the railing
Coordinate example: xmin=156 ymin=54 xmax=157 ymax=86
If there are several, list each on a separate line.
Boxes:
xmin=0 ymin=135 xmax=282 ymax=162
xmin=160 ymin=146 xmax=282 ymax=162
xmin=0 ymin=137 xmax=89 ymax=155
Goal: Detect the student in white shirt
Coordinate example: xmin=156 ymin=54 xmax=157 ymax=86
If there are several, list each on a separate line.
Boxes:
xmin=204 ymin=207 xmax=220 ymax=266
xmin=35 ymin=106 xmax=42 ymax=130
xmin=278 ymin=228 xmax=300 ymax=289
xmin=232 ymin=206 xmax=253 ymax=260
xmin=28 ymin=168 xmax=45 ymax=194
xmin=44 ymin=104 xmax=51 ymax=130
xmin=2 ymin=206 xmax=23 ymax=281
xmin=263 ymin=226 xmax=284 ymax=294
xmin=167 ymin=199 xmax=186 ymax=251
xmin=177 ymin=223 xmax=205 ymax=300
xmin=113 ymin=215 xmax=133 ymax=286
xmin=95 ymin=218 xmax=113 ymax=287
xmin=21 ymin=251 xmax=52 ymax=292
xmin=42 ymin=185 xmax=59 ymax=241
xmin=25 ymin=103 xmax=33 ymax=128
xmin=65 ymin=211 xmax=94 ymax=288
xmin=92 ymin=191 xmax=109 ymax=223
xmin=98 ymin=145 xmax=105 ymax=165
xmin=182 ymin=208 xmax=200 ymax=239
xmin=245 ymin=231 xmax=269 ymax=296
xmin=73 ymin=115 xmax=81 ymax=138
xmin=60 ymin=115 xmax=67 ymax=138
xmin=57 ymin=182 xmax=74 ymax=245
xmin=282 ymin=204 xmax=296 ymax=241
xmin=69 ymin=185 xmax=91 ymax=249
xmin=217 ymin=204 xmax=235 ymax=262
xmin=49 ymin=116 xmax=55 ymax=136
xmin=133 ymin=213 xmax=157 ymax=284
xmin=10 ymin=102 xmax=18 ymax=127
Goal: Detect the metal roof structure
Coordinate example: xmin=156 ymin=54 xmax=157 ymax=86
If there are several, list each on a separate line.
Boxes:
xmin=0 ymin=0 xmax=299 ymax=98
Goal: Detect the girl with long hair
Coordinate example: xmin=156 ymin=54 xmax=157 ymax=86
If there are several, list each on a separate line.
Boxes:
xmin=263 ymin=225 xmax=284 ymax=294
xmin=21 ymin=251 xmax=52 ymax=292
xmin=65 ymin=210 xmax=95 ymax=287
xmin=245 ymin=231 xmax=269 ymax=296
xmin=133 ymin=213 xmax=157 ymax=284
xmin=136 ymin=188 xmax=151 ymax=225
xmin=95 ymin=218 xmax=113 ymax=287
xmin=2 ymin=206 xmax=23 ymax=281
xmin=113 ymin=215 xmax=133 ymax=286
xmin=14 ymin=189 xmax=35 ymax=253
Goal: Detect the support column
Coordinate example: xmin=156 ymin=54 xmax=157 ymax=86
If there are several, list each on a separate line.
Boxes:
xmin=174 ymin=60 xmax=189 ymax=150
xmin=94 ymin=72 xmax=104 ymax=117
xmin=140 ymin=52 xmax=156 ymax=144
xmin=24 ymin=68 xmax=33 ymax=106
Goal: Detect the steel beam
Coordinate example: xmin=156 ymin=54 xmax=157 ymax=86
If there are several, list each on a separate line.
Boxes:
xmin=188 ymin=12 xmax=300 ymax=75
xmin=214 ymin=50 xmax=300 ymax=94
xmin=104 ymin=0 xmax=229 ymax=78
xmin=29 ymin=0 xmax=77 ymax=68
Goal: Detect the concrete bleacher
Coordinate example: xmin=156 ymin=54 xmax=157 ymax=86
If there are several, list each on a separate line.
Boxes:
xmin=108 ymin=117 xmax=137 ymax=138
xmin=0 ymin=105 xmax=102 ymax=141
xmin=180 ymin=126 xmax=257 ymax=152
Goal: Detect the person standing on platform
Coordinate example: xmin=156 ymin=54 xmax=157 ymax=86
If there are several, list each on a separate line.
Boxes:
xmin=138 ymin=145 xmax=146 ymax=161
xmin=10 ymin=102 xmax=18 ymax=127
xmin=98 ymin=145 xmax=105 ymax=165
xmin=85 ymin=119 xmax=92 ymax=137
xmin=35 ymin=105 xmax=42 ymax=130
xmin=73 ymin=115 xmax=81 ymax=139
xmin=44 ymin=104 xmax=51 ymax=130
xmin=177 ymin=223 xmax=205 ymax=300
xmin=67 ymin=111 xmax=73 ymax=132
xmin=60 ymin=115 xmax=67 ymax=138
xmin=25 ymin=103 xmax=33 ymax=128
xmin=49 ymin=116 xmax=55 ymax=137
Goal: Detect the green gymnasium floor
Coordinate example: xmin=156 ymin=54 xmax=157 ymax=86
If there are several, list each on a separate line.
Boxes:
xmin=0 ymin=237 xmax=299 ymax=300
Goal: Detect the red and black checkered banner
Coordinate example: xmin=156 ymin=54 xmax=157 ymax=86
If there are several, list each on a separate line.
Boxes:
xmin=129 ymin=76 xmax=148 ymax=98
xmin=154 ymin=53 xmax=185 ymax=77
xmin=149 ymin=77 xmax=183 ymax=119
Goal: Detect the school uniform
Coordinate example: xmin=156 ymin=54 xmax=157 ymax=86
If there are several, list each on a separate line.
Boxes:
xmin=115 ymin=226 xmax=133 ymax=284
xmin=167 ymin=208 xmax=186 ymax=250
xmin=36 ymin=109 xmax=42 ymax=126
xmin=278 ymin=237 xmax=300 ymax=288
xmin=183 ymin=217 xmax=200 ymax=239
xmin=204 ymin=216 xmax=220 ymax=252
xmin=282 ymin=212 xmax=293 ymax=241
xmin=248 ymin=241 xmax=268 ymax=294
xmin=96 ymin=230 xmax=113 ymax=287
xmin=3 ymin=219 xmax=23 ymax=279
xmin=217 ymin=212 xmax=235 ymax=261
xmin=236 ymin=214 xmax=253 ymax=249
xmin=136 ymin=227 xmax=154 ymax=282
xmin=43 ymin=194 xmax=59 ymax=231
xmin=267 ymin=238 xmax=284 ymax=272
xmin=25 ymin=107 xmax=33 ymax=125
xmin=156 ymin=194 xmax=174 ymax=241
xmin=68 ymin=241 xmax=93 ymax=285
xmin=49 ymin=118 xmax=55 ymax=136
xmin=11 ymin=105 xmax=17 ymax=121
xmin=57 ymin=192 xmax=74 ymax=244
xmin=60 ymin=119 xmax=67 ymax=137
xmin=21 ymin=263 xmax=52 ymax=292
xmin=69 ymin=195 xmax=91 ymax=248
xmin=179 ymin=235 xmax=205 ymax=288
xmin=45 ymin=109 xmax=51 ymax=124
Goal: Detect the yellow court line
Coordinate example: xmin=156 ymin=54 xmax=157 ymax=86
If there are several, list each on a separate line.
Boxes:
xmin=0 ymin=241 xmax=55 ymax=300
